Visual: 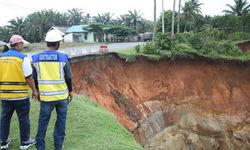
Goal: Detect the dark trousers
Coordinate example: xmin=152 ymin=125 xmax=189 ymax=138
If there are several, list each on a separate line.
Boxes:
xmin=36 ymin=100 xmax=68 ymax=150
xmin=1 ymin=99 xmax=30 ymax=143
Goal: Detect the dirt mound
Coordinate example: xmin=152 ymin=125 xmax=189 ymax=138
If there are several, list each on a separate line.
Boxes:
xmin=72 ymin=54 xmax=250 ymax=149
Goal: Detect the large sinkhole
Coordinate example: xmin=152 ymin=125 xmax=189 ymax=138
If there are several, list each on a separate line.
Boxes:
xmin=71 ymin=54 xmax=250 ymax=150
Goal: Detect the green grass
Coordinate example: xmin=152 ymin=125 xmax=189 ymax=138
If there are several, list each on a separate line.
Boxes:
xmin=2 ymin=95 xmax=142 ymax=150
xmin=117 ymin=48 xmax=172 ymax=62
xmin=116 ymin=47 xmax=250 ymax=62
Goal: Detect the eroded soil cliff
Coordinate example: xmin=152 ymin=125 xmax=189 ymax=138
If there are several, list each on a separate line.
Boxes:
xmin=72 ymin=54 xmax=250 ymax=149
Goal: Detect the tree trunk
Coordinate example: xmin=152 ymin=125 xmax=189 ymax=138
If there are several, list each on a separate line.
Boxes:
xmin=177 ymin=0 xmax=181 ymax=33
xmin=171 ymin=0 xmax=176 ymax=37
xmin=153 ymin=0 xmax=157 ymax=40
xmin=162 ymin=0 xmax=165 ymax=33
xmin=184 ymin=14 xmax=187 ymax=32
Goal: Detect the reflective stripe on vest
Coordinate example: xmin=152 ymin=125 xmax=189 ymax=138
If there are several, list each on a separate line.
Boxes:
xmin=40 ymin=89 xmax=68 ymax=96
xmin=32 ymin=51 xmax=69 ymax=102
xmin=38 ymin=80 xmax=65 ymax=84
xmin=0 ymin=50 xmax=29 ymax=100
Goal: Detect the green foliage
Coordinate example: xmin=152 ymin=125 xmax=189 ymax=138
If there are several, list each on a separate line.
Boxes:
xmin=0 ymin=8 xmax=154 ymax=43
xmin=210 ymin=14 xmax=250 ymax=34
xmin=134 ymin=45 xmax=140 ymax=53
xmin=152 ymin=26 xmax=244 ymax=58
xmin=227 ymin=32 xmax=250 ymax=41
xmin=223 ymin=0 xmax=250 ymax=16
xmin=107 ymin=26 xmax=134 ymax=42
xmin=218 ymin=40 xmax=242 ymax=55
xmin=89 ymin=23 xmax=105 ymax=33
xmin=155 ymin=33 xmax=174 ymax=50
xmin=175 ymin=32 xmax=195 ymax=44
xmin=172 ymin=43 xmax=193 ymax=52
xmin=157 ymin=10 xmax=176 ymax=33
xmin=0 ymin=26 xmax=11 ymax=42
xmin=93 ymin=12 xmax=113 ymax=25
xmin=89 ymin=23 xmax=105 ymax=42
xmin=143 ymin=42 xmax=161 ymax=55
xmin=67 ymin=8 xmax=84 ymax=25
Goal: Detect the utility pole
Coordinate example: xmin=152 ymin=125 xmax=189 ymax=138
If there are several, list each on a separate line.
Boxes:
xmin=162 ymin=0 xmax=165 ymax=33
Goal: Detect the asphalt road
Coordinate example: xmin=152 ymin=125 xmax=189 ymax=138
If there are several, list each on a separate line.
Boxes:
xmin=27 ymin=42 xmax=144 ymax=59
xmin=62 ymin=42 xmax=144 ymax=58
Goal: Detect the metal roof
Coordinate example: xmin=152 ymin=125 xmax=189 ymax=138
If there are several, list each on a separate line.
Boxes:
xmin=66 ymin=25 xmax=90 ymax=33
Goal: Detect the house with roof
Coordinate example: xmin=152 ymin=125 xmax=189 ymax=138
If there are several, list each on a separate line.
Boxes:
xmin=49 ymin=26 xmax=69 ymax=37
xmin=64 ymin=25 xmax=94 ymax=43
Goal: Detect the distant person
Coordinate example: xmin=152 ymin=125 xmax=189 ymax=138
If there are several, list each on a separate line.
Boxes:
xmin=32 ymin=30 xmax=73 ymax=150
xmin=0 ymin=35 xmax=38 ymax=150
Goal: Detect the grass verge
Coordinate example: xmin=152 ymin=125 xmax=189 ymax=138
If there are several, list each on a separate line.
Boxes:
xmin=116 ymin=47 xmax=250 ymax=62
xmin=1 ymin=95 xmax=142 ymax=150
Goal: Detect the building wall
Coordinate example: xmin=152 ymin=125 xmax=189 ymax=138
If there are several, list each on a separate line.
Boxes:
xmin=64 ymin=32 xmax=94 ymax=43
xmin=64 ymin=33 xmax=73 ymax=42
xmin=86 ymin=32 xmax=94 ymax=43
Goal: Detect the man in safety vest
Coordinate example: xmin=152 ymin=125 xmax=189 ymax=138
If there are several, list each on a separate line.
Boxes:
xmin=32 ymin=30 xmax=73 ymax=150
xmin=0 ymin=35 xmax=38 ymax=150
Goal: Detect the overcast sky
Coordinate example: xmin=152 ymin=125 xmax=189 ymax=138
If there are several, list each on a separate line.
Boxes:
xmin=0 ymin=0 xmax=236 ymax=26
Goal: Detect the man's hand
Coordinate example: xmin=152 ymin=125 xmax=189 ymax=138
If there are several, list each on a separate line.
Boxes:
xmin=32 ymin=90 xmax=39 ymax=101
xmin=26 ymin=76 xmax=40 ymax=101
xmin=68 ymin=92 xmax=73 ymax=102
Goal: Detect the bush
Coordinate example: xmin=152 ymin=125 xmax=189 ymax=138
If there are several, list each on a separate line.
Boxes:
xmin=175 ymin=32 xmax=195 ymax=44
xmin=155 ymin=33 xmax=174 ymax=50
xmin=143 ymin=42 xmax=161 ymax=55
xmin=134 ymin=45 xmax=140 ymax=53
xmin=172 ymin=43 xmax=193 ymax=52
xmin=200 ymin=40 xmax=242 ymax=56
xmin=219 ymin=41 xmax=242 ymax=55
xmin=227 ymin=32 xmax=250 ymax=41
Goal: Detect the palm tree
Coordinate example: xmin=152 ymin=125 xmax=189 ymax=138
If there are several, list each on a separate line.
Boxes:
xmin=82 ymin=13 xmax=91 ymax=24
xmin=153 ymin=0 xmax=156 ymax=40
xmin=0 ymin=26 xmax=11 ymax=42
xmin=117 ymin=14 xmax=130 ymax=27
xmin=138 ymin=19 xmax=154 ymax=33
xmin=93 ymin=14 xmax=104 ymax=23
xmin=102 ymin=12 xmax=113 ymax=24
xmin=177 ymin=0 xmax=182 ymax=33
xmin=223 ymin=0 xmax=250 ymax=16
xmin=93 ymin=13 xmax=113 ymax=25
xmin=67 ymin=8 xmax=84 ymax=25
xmin=24 ymin=12 xmax=43 ymax=42
xmin=171 ymin=0 xmax=176 ymax=37
xmin=162 ymin=0 xmax=165 ymax=33
xmin=24 ymin=9 xmax=68 ymax=42
xmin=128 ymin=10 xmax=142 ymax=32
xmin=42 ymin=9 xmax=68 ymax=27
xmin=182 ymin=0 xmax=203 ymax=32
xmin=8 ymin=17 xmax=26 ymax=35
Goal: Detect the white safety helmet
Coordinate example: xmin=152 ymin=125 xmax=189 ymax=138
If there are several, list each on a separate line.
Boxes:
xmin=45 ymin=29 xmax=63 ymax=42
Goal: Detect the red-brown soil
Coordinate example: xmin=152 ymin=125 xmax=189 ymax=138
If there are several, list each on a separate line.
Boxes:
xmin=72 ymin=54 xmax=250 ymax=149
xmin=237 ymin=40 xmax=250 ymax=52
